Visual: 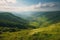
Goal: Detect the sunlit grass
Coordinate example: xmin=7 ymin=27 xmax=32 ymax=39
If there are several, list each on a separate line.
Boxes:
xmin=0 ymin=23 xmax=60 ymax=40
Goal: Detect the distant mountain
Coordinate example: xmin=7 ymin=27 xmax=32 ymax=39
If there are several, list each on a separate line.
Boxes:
xmin=12 ymin=11 xmax=60 ymax=28
xmin=14 ymin=11 xmax=60 ymax=22
xmin=33 ymin=11 xmax=60 ymax=23
xmin=12 ymin=12 xmax=33 ymax=20
xmin=0 ymin=12 xmax=28 ymax=29
xmin=26 ymin=11 xmax=60 ymax=28
xmin=0 ymin=11 xmax=60 ymax=29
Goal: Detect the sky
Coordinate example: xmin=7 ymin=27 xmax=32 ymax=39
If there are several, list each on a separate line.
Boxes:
xmin=0 ymin=0 xmax=60 ymax=12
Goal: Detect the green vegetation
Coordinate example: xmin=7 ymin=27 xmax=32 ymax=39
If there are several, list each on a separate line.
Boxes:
xmin=0 ymin=23 xmax=60 ymax=40
xmin=0 ymin=11 xmax=60 ymax=40
xmin=0 ymin=12 xmax=28 ymax=29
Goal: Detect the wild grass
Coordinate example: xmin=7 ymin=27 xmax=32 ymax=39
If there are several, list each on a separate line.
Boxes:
xmin=0 ymin=23 xmax=60 ymax=40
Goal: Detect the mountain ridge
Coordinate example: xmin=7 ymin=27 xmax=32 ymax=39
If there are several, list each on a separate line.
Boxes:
xmin=0 ymin=12 xmax=28 ymax=29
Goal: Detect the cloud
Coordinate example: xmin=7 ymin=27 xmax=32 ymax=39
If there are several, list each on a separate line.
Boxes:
xmin=0 ymin=0 xmax=16 ymax=4
xmin=6 ymin=0 xmax=16 ymax=4
xmin=42 ymin=3 xmax=56 ymax=7
xmin=0 ymin=1 xmax=59 ymax=12
xmin=30 ymin=3 xmax=42 ymax=9
xmin=33 ymin=2 xmax=56 ymax=9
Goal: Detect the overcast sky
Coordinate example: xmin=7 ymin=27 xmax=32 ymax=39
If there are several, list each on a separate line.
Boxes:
xmin=0 ymin=0 xmax=60 ymax=12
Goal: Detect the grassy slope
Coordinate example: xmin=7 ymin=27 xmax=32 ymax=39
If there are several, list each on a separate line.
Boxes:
xmin=0 ymin=23 xmax=60 ymax=40
xmin=0 ymin=12 xmax=28 ymax=29
xmin=0 ymin=11 xmax=60 ymax=40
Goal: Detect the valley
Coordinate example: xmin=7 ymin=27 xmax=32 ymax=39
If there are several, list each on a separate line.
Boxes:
xmin=0 ymin=11 xmax=60 ymax=40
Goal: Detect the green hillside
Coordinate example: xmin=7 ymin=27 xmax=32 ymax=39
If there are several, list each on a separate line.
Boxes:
xmin=0 ymin=12 xmax=29 ymax=31
xmin=28 ymin=11 xmax=60 ymax=28
xmin=0 ymin=23 xmax=60 ymax=40
xmin=0 ymin=11 xmax=60 ymax=40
